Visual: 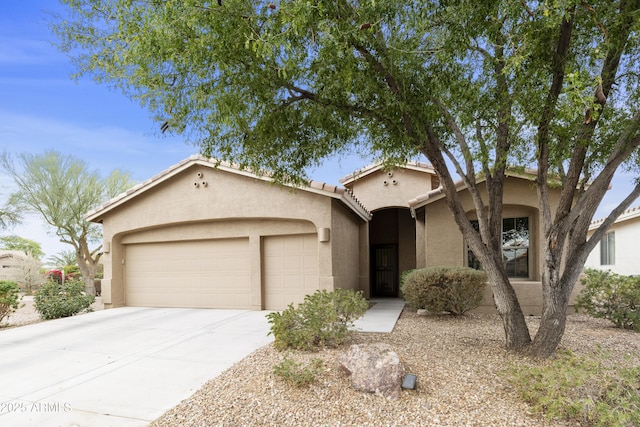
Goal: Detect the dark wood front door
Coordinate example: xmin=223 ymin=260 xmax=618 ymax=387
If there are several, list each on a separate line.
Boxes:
xmin=371 ymin=244 xmax=398 ymax=297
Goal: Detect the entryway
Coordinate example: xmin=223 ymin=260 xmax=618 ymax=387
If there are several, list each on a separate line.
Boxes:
xmin=369 ymin=208 xmax=416 ymax=297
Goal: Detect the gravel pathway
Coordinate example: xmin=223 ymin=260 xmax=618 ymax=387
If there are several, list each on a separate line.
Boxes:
xmin=150 ymin=310 xmax=640 ymax=427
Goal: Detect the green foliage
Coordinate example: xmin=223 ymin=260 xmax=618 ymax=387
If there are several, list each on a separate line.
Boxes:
xmin=34 ymin=279 xmax=95 ymax=320
xmin=273 ymin=355 xmax=324 ymax=387
xmin=576 ymin=269 xmax=640 ymax=331
xmin=54 ymin=0 xmax=640 ymax=356
xmin=0 ymin=150 xmax=134 ymax=289
xmin=0 ymin=235 xmax=44 ymax=260
xmin=46 ymin=249 xmax=79 ymax=271
xmin=507 ymin=350 xmax=640 ymax=426
xmin=0 ymin=281 xmax=21 ymax=323
xmin=266 ymin=289 xmax=368 ymax=351
xmin=400 ymin=267 xmax=487 ymax=315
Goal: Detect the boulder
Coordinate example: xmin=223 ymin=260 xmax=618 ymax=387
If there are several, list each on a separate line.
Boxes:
xmin=338 ymin=342 xmax=404 ymax=400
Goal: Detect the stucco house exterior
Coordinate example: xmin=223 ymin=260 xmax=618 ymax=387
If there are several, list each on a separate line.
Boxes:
xmin=0 ymin=251 xmax=26 ymax=283
xmin=585 ymin=206 xmax=640 ymax=276
xmin=87 ymin=155 xmax=575 ymax=314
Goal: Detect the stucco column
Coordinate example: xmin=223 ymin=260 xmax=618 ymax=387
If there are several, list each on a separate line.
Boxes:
xmin=415 ymin=210 xmax=426 ymax=269
xmin=359 ymin=222 xmax=370 ymax=299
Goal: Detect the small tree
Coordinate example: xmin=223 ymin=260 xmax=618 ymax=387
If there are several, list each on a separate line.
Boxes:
xmin=7 ymin=255 xmax=45 ymax=294
xmin=1 ymin=151 xmax=133 ymax=295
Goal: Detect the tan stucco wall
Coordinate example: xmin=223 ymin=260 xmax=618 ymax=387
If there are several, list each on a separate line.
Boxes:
xmin=330 ymin=200 xmax=367 ymax=293
xmin=346 ymin=168 xmax=435 ymax=211
xmin=98 ymin=164 xmax=366 ymax=309
xmin=422 ymin=176 xmax=582 ymax=314
xmin=397 ymin=208 xmax=417 ymax=277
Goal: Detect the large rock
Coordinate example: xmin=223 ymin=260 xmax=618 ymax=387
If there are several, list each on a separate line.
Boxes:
xmin=338 ymin=342 xmax=405 ymax=400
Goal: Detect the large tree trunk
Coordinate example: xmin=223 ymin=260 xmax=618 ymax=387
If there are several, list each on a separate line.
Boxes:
xmin=528 ymin=275 xmax=571 ymax=358
xmin=483 ymin=259 xmax=532 ymax=350
xmin=75 ymin=248 xmax=97 ymax=296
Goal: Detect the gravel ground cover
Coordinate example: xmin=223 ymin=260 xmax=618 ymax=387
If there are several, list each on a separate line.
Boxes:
xmin=3 ymin=300 xmax=638 ymax=426
xmin=0 ymin=295 xmax=103 ymax=328
xmin=151 ymin=310 xmax=640 ymax=427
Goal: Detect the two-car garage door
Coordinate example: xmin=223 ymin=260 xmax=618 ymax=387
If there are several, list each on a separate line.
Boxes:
xmin=125 ymin=238 xmax=251 ymax=309
xmin=124 ymin=234 xmax=318 ymax=310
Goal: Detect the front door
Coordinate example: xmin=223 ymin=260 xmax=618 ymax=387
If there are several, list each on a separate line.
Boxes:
xmin=371 ymin=244 xmax=398 ymax=297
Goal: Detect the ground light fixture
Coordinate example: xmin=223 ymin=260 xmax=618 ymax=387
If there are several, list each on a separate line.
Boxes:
xmin=402 ymin=373 xmax=417 ymax=390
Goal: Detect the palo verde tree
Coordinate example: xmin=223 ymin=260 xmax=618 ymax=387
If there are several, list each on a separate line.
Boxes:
xmin=1 ymin=151 xmax=133 ymax=295
xmin=54 ymin=0 xmax=640 ymax=357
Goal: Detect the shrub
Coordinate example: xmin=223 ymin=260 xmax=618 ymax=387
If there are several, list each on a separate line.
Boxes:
xmin=34 ymin=279 xmax=95 ymax=320
xmin=0 ymin=280 xmax=21 ymax=323
xmin=273 ymin=354 xmax=324 ymax=387
xmin=506 ymin=349 xmax=640 ymax=426
xmin=266 ymin=289 xmax=369 ymax=351
xmin=575 ymin=269 xmax=640 ymax=331
xmin=400 ymin=266 xmax=487 ymax=315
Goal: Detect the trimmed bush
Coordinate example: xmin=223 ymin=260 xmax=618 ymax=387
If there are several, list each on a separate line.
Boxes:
xmin=0 ymin=280 xmax=21 ymax=323
xmin=266 ymin=289 xmax=369 ymax=351
xmin=34 ymin=279 xmax=95 ymax=320
xmin=575 ymin=269 xmax=640 ymax=331
xmin=507 ymin=349 xmax=640 ymax=426
xmin=400 ymin=266 xmax=487 ymax=315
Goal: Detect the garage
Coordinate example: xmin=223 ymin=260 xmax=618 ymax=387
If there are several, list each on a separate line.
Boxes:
xmin=124 ymin=238 xmax=251 ymax=309
xmin=86 ymin=156 xmax=370 ymax=310
xmin=263 ymin=234 xmax=319 ymax=310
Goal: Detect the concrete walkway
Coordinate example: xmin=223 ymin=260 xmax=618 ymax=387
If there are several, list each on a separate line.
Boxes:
xmin=354 ymin=298 xmax=406 ymax=333
xmin=0 ymin=299 xmax=404 ymax=427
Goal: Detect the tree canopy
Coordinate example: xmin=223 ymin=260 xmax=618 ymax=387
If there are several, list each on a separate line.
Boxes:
xmin=0 ymin=235 xmax=44 ymax=260
xmin=54 ymin=0 xmax=640 ymax=356
xmin=0 ymin=150 xmax=133 ymax=294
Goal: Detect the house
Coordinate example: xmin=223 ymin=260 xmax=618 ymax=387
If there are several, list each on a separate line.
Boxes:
xmin=0 ymin=251 xmax=26 ymax=283
xmin=585 ymin=206 xmax=640 ymax=276
xmin=0 ymin=250 xmax=43 ymax=292
xmin=86 ymin=156 xmax=576 ymax=314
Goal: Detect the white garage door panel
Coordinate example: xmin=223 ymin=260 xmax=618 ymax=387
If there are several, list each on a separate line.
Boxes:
xmin=264 ymin=234 xmax=319 ymax=310
xmin=125 ymin=238 xmax=251 ymax=309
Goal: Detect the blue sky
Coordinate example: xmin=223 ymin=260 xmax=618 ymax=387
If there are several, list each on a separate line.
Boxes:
xmin=0 ymin=1 xmax=636 ymax=262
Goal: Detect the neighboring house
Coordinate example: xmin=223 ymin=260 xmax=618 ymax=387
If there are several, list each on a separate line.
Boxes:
xmin=0 ymin=250 xmax=44 ymax=292
xmin=86 ymin=156 xmax=574 ymax=314
xmin=0 ymin=251 xmax=26 ymax=283
xmin=585 ymin=206 xmax=640 ymax=276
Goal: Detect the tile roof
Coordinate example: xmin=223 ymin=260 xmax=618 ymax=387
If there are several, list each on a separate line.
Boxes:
xmin=85 ymin=155 xmax=371 ymax=222
xmin=339 ymin=161 xmax=435 ymax=185
xmin=590 ymin=205 xmax=640 ymax=229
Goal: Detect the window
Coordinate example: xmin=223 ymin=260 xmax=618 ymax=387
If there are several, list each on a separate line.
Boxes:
xmin=467 ymin=216 xmax=530 ymax=278
xmin=600 ymin=231 xmax=615 ymax=265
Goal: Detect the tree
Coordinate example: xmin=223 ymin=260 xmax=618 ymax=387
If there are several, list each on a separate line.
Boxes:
xmin=46 ymin=249 xmax=78 ymax=271
xmin=7 ymin=254 xmax=44 ymax=295
xmin=54 ymin=0 xmax=640 ymax=357
xmin=0 ymin=205 xmax=20 ymax=230
xmin=0 ymin=235 xmax=45 ymax=260
xmin=0 ymin=151 xmax=133 ymax=295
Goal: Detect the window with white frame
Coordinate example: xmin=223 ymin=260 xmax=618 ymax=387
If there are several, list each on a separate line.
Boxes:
xmin=467 ymin=216 xmax=530 ymax=278
xmin=600 ymin=231 xmax=615 ymax=265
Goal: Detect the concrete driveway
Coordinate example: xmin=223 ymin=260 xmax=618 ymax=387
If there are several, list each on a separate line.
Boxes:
xmin=0 ymin=307 xmax=273 ymax=427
